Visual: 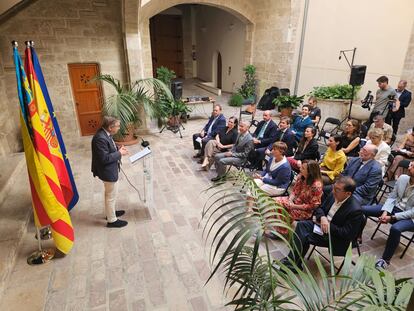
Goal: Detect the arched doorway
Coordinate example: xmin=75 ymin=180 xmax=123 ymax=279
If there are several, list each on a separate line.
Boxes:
xmin=140 ymin=0 xmax=254 ymax=92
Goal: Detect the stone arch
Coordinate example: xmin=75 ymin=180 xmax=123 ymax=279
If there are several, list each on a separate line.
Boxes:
xmin=140 ymin=0 xmax=255 ymax=24
xmin=138 ymin=0 xmax=255 ymax=79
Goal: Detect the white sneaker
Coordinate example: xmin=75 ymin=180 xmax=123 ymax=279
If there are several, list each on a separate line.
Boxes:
xmin=375 ymin=258 xmax=389 ymax=270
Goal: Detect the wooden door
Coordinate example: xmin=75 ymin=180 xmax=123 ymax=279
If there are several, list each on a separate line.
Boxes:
xmin=150 ymin=15 xmax=184 ymax=78
xmin=68 ymin=63 xmax=103 ymax=136
xmin=217 ymin=52 xmax=222 ymax=89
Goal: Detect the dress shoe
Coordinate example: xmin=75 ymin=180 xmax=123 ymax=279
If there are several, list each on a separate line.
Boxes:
xmin=197 ymin=158 xmax=204 ymax=164
xmin=211 ymin=175 xmax=224 ymax=182
xmin=193 ymin=153 xmax=202 ymax=158
xmin=107 ymin=219 xmax=128 ymax=228
xmin=105 ymin=210 xmax=125 ymax=219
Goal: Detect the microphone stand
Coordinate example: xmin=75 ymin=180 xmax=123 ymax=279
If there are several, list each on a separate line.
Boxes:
xmin=339 ymin=47 xmax=356 ymax=120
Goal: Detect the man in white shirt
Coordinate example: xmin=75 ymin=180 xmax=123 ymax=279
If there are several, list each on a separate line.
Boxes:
xmin=362 ymin=161 xmax=414 ymax=269
xmin=279 ymin=176 xmax=364 ymax=270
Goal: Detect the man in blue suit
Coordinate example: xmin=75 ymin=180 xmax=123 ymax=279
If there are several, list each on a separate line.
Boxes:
xmin=250 ymin=116 xmax=296 ymax=170
xmin=386 ymin=80 xmax=412 ymax=135
xmin=252 ymin=110 xmax=278 ymax=149
xmin=323 ymin=144 xmax=382 ymax=205
xmin=291 ymin=105 xmax=313 ymax=141
xmin=193 ymin=104 xmax=226 ymax=158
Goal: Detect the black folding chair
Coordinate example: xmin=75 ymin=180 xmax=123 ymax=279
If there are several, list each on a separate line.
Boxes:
xmin=377 ymin=159 xmax=412 ymax=202
xmin=370 ymin=221 xmax=414 ymax=259
xmin=307 ymin=215 xmax=366 ymax=273
xmin=318 ymin=117 xmax=342 ymax=144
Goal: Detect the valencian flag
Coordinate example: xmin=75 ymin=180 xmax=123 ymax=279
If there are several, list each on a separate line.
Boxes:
xmin=13 ymin=43 xmax=75 ymax=254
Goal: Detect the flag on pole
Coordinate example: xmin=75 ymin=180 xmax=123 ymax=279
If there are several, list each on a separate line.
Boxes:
xmin=29 ymin=44 xmax=79 ymax=210
xmin=13 ymin=43 xmax=74 ymax=254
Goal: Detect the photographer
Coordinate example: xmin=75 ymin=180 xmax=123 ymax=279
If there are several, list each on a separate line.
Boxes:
xmin=364 ymin=76 xmax=398 ymax=129
xmin=385 ymin=80 xmax=412 ymax=135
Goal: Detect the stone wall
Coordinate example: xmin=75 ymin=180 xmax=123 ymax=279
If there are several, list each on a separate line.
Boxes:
xmin=0 ymin=0 xmax=126 ymax=154
xmin=400 ymin=21 xmax=414 ymax=135
xmin=253 ymin=0 xmax=302 ymax=96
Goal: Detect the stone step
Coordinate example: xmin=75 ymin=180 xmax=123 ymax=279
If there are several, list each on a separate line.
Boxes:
xmin=0 ymin=153 xmax=32 ymax=302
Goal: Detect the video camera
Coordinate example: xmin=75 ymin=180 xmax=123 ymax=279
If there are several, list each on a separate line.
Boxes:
xmin=361 ymin=90 xmax=374 ymax=110
xmin=387 ymin=94 xmax=396 ymax=110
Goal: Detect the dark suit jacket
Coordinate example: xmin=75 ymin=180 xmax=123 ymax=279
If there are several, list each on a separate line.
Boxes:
xmin=342 ymin=157 xmax=382 ymax=205
xmin=261 ymin=158 xmax=291 ymax=188
xmin=394 ymin=89 xmax=412 ymax=118
xmin=274 ymin=128 xmax=297 ymax=157
xmin=253 ymin=120 xmax=278 ymax=148
xmin=91 ymin=128 xmax=121 ymax=182
xmin=314 ymin=193 xmax=363 ymax=256
xmin=203 ymin=114 xmax=226 ymax=138
xmin=294 ymin=138 xmax=319 ymax=161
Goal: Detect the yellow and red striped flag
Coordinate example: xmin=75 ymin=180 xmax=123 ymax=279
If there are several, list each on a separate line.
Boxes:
xmin=13 ymin=43 xmax=74 ymax=254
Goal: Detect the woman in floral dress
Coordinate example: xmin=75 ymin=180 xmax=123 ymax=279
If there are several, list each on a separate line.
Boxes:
xmin=266 ymin=160 xmax=323 ymax=238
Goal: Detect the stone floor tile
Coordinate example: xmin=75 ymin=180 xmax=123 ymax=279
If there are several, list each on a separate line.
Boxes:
xmin=189 ymin=296 xmax=209 ymax=311
xmin=109 ymin=289 xmax=127 ymax=311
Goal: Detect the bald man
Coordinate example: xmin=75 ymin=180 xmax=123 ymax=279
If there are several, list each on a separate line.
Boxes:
xmin=252 ymin=110 xmax=278 ymax=149
xmin=385 ymin=80 xmax=412 ymax=134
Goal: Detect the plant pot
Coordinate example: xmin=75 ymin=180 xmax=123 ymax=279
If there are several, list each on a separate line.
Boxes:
xmin=114 ymin=123 xmax=138 ymax=146
xmin=167 ymin=115 xmax=181 ymax=127
xmin=280 ymin=107 xmax=293 ymax=117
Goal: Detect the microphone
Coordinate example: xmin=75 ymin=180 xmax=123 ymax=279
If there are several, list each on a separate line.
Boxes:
xmin=141 ymin=138 xmax=150 ymax=148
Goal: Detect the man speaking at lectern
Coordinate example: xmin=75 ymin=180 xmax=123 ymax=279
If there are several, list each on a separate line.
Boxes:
xmin=92 ymin=116 xmax=129 ymax=228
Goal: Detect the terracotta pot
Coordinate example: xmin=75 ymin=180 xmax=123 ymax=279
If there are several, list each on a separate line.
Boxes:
xmin=114 ymin=123 xmax=138 ymax=146
xmin=167 ymin=115 xmax=181 ymax=127
xmin=280 ymin=107 xmax=293 ymax=117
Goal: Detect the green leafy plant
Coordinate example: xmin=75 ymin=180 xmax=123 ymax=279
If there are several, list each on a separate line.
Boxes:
xmin=228 ymin=93 xmax=244 ymax=107
xmin=94 ymin=74 xmax=173 ymax=139
xmin=156 ymin=66 xmax=176 ymax=88
xmin=310 ymin=84 xmax=361 ymax=100
xmin=238 ymin=64 xmax=257 ymax=101
xmin=273 ymin=94 xmax=305 ymax=110
xmin=201 ymin=171 xmax=413 ymax=310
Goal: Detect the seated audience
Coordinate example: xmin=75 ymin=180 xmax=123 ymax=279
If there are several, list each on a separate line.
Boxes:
xmin=252 ymin=142 xmax=291 ymax=196
xmin=341 ymin=119 xmax=361 ymax=157
xmin=251 ymin=117 xmax=296 ymax=170
xmin=266 ymin=160 xmax=322 ymax=238
xmin=287 ymin=126 xmax=319 ymax=171
xmin=291 ymin=105 xmax=313 ymax=141
xmin=362 ymin=161 xmax=414 ymax=270
xmin=320 ymin=135 xmax=347 ymax=185
xmin=324 ymin=144 xmax=382 ymax=205
xmin=211 ymin=120 xmax=254 ymax=182
xmin=279 ymin=176 xmax=364 ymax=270
xmin=308 ymin=96 xmax=321 ymax=126
xmin=200 ymin=116 xmax=238 ymax=171
xmin=192 ymin=104 xmax=226 ymax=158
xmin=387 ymin=126 xmax=414 ymax=180
xmin=367 ymin=114 xmax=393 ymax=145
xmin=366 ymin=128 xmax=391 ymax=176
xmin=252 ymin=110 xmax=278 ymax=149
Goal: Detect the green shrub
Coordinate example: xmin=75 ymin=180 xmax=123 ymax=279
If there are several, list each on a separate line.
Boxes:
xmin=228 ymin=93 xmax=244 ymax=107
xmin=238 ymin=65 xmax=257 ymax=100
xmin=310 ymin=84 xmax=361 ymax=100
xmin=156 ymin=66 xmax=176 ymax=88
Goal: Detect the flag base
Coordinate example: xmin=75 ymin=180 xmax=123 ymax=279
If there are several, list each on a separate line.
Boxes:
xmin=27 ymin=248 xmax=55 ymax=265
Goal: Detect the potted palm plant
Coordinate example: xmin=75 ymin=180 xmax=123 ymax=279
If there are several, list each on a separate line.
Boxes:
xmin=228 ymin=64 xmax=257 ymax=108
xmin=273 ymin=94 xmax=304 ymax=117
xmin=94 ymin=74 xmax=173 ymax=144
